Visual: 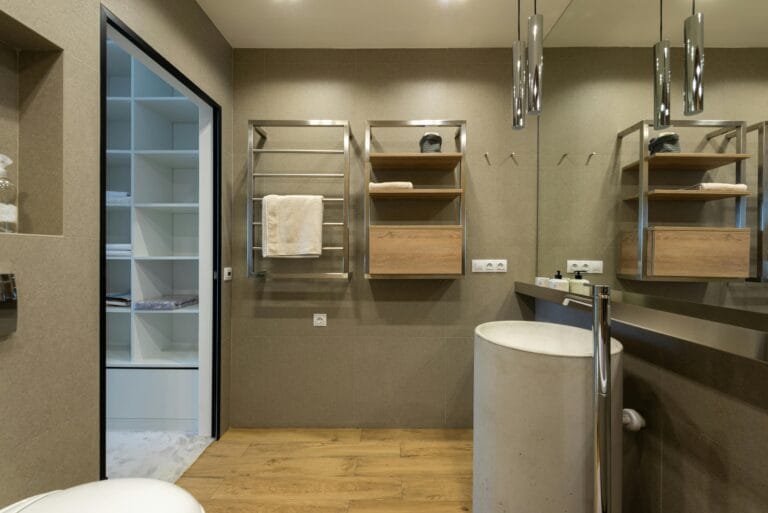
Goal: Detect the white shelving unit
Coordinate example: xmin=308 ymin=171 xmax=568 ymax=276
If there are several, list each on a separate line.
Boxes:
xmin=105 ymin=35 xmax=212 ymax=435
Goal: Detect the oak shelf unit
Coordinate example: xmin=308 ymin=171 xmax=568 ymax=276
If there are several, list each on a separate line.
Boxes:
xmin=622 ymin=152 xmax=750 ymax=173
xmin=368 ymin=188 xmax=463 ymax=199
xmin=623 ymin=189 xmax=750 ymax=202
xmin=369 ymin=152 xmax=463 ymax=171
xmin=364 ymin=120 xmax=467 ymax=279
xmin=616 ymin=120 xmax=752 ymax=281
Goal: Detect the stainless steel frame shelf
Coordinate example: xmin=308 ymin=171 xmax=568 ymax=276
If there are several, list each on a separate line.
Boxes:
xmin=727 ymin=122 xmax=768 ymax=282
xmin=247 ymin=120 xmax=351 ymax=280
xmin=616 ymin=119 xmax=749 ymax=282
xmin=363 ymin=120 xmax=467 ymax=279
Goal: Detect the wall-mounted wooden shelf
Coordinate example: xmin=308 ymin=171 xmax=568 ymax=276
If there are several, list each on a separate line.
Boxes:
xmin=622 ymin=152 xmax=750 ymax=173
xmin=365 ymin=121 xmax=467 ymax=279
xmin=623 ymin=188 xmax=750 ymax=202
xmin=369 ymin=188 xmax=463 ymax=199
xmin=616 ymin=120 xmax=751 ymax=281
xmin=369 ymin=152 xmax=463 ymax=171
xmin=368 ymin=225 xmax=463 ymax=277
xmin=619 ymin=226 xmax=751 ymax=280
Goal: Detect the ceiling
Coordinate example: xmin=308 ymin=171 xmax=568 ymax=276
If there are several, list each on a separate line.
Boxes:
xmin=546 ymin=0 xmax=768 ymax=48
xmin=196 ymin=0 xmax=768 ymax=49
xmin=195 ymin=0 xmax=572 ymax=49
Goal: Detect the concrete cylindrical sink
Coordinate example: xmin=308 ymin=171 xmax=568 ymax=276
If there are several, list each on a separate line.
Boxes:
xmin=473 ymin=321 xmax=623 ymax=513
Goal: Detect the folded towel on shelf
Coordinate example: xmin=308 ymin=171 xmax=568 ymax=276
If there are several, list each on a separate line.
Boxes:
xmin=106 ymin=243 xmax=131 ymax=250
xmin=687 ymin=183 xmax=748 ymax=191
xmin=369 ymin=182 xmax=414 ymax=191
xmin=106 ymin=292 xmax=131 ymax=307
xmin=106 ymin=243 xmax=132 ymax=257
xmin=134 ymin=294 xmax=198 ymax=311
xmin=106 ymin=191 xmax=131 ymax=205
xmin=262 ymin=194 xmax=323 ymax=258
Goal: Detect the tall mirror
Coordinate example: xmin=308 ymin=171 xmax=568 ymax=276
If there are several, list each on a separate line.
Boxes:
xmin=537 ymin=0 xmax=768 ymax=325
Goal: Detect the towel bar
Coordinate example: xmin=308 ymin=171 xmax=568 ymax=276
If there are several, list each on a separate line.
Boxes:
xmin=252 ymin=173 xmax=345 ymax=178
xmin=248 ymin=120 xmax=352 ymax=279
xmin=252 ymin=197 xmax=344 ymax=203
xmin=253 ymin=148 xmax=344 ymax=155
xmin=253 ymin=222 xmax=345 ymax=226
xmin=253 ymin=246 xmax=344 ymax=251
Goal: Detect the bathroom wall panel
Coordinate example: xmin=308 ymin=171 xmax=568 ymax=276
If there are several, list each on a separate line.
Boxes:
xmin=539 ymin=47 xmax=768 ymax=307
xmin=231 ymin=48 xmax=538 ymax=427
xmin=534 ymin=300 xmax=768 ymax=513
xmin=0 ymin=0 xmax=233 ymax=506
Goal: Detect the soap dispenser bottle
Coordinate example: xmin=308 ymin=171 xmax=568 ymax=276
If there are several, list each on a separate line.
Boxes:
xmin=549 ymin=270 xmax=570 ymax=291
xmin=569 ymin=270 xmax=591 ymax=295
xmin=0 ymin=154 xmax=17 ymax=233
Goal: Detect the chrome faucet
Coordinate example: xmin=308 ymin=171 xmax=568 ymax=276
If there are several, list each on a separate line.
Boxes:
xmin=562 ymin=286 xmax=613 ymax=513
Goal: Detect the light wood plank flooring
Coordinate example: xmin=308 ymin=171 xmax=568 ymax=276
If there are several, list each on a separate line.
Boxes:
xmin=176 ymin=428 xmax=473 ymax=513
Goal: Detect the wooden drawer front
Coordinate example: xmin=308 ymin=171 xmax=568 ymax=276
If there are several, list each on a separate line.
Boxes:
xmin=648 ymin=227 xmax=750 ymax=278
xmin=369 ymin=226 xmax=463 ymax=275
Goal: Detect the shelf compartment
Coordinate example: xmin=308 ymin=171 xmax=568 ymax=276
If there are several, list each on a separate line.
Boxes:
xmin=622 ymin=153 xmax=750 ymax=173
xmin=131 ymin=312 xmax=198 ymax=367
xmin=134 ymin=203 xmax=199 ymax=214
xmin=135 ymin=98 xmax=198 ymax=123
xmin=369 ymin=188 xmax=463 ymax=199
xmin=133 ymin=59 xmax=184 ymax=98
xmin=619 ymin=226 xmax=750 ymax=279
xmin=134 ymin=304 xmax=199 ymax=314
xmin=369 ymin=152 xmax=463 ymax=171
xmin=134 ymin=98 xmax=198 ymax=151
xmin=133 ymin=207 xmax=198 ymax=258
xmin=133 ymin=259 xmax=198 ymax=304
xmin=106 ymin=40 xmax=131 ymax=97
xmin=623 ymin=188 xmax=750 ymax=202
xmin=369 ymin=225 xmax=463 ymax=276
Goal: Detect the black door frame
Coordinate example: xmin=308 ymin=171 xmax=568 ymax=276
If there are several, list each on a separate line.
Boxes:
xmin=99 ymin=5 xmax=223 ymax=480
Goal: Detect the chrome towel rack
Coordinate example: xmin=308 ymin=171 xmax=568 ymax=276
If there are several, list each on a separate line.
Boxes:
xmin=247 ymin=120 xmax=351 ymax=280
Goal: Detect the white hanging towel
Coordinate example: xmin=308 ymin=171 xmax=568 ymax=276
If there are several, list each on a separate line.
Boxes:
xmin=262 ymin=194 xmax=324 ymax=258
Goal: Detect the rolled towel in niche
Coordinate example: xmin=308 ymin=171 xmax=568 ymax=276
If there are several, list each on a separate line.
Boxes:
xmin=686 ymin=183 xmax=748 ymax=191
xmin=368 ymin=182 xmax=414 ymax=191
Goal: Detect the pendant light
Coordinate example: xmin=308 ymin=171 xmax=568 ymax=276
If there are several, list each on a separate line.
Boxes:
xmin=653 ymin=0 xmax=671 ymax=129
xmin=512 ymin=0 xmax=526 ymax=129
xmin=527 ymin=0 xmax=543 ymax=115
xmin=684 ymin=0 xmax=704 ymax=115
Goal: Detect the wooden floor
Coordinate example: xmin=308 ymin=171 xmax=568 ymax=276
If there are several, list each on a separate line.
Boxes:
xmin=176 ymin=428 xmax=473 ymax=513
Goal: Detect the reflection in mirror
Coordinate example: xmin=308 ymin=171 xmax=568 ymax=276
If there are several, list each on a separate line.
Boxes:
xmin=537 ymin=0 xmax=768 ymax=321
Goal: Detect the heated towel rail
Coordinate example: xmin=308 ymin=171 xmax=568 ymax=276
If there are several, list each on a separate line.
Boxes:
xmin=247 ymin=120 xmax=351 ymax=279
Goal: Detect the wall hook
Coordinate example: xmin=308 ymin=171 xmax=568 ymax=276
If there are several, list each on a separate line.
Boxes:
xmin=510 ymin=152 xmax=519 ymax=165
xmin=484 ymin=152 xmax=492 ymax=165
xmin=557 ymin=153 xmax=568 ymax=166
xmin=586 ymin=152 xmax=598 ymax=165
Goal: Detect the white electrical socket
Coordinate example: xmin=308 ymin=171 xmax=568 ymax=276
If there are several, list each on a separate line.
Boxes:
xmin=566 ymin=260 xmax=604 ymax=274
xmin=472 ymin=259 xmax=508 ymax=273
xmin=313 ymin=313 xmax=327 ymax=327
xmin=222 ymin=267 xmax=233 ymax=281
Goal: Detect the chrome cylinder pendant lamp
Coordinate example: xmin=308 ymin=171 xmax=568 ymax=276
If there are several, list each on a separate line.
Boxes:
xmin=684 ymin=0 xmax=704 ymax=115
xmin=512 ymin=0 xmax=526 ymax=129
xmin=527 ymin=0 xmax=543 ymax=115
xmin=654 ymin=0 xmax=671 ymax=129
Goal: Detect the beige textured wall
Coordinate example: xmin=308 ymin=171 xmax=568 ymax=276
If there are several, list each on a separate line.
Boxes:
xmin=231 ymin=49 xmax=538 ymax=427
xmin=539 ymin=48 xmax=768 ymax=306
xmin=0 ymin=0 xmax=232 ymax=506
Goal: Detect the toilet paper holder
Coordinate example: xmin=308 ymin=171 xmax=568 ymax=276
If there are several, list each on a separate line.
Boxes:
xmin=0 ymin=273 xmax=17 ymax=338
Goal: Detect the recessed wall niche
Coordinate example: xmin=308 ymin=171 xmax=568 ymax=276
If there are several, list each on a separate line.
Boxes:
xmin=0 ymin=10 xmax=63 ymax=235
